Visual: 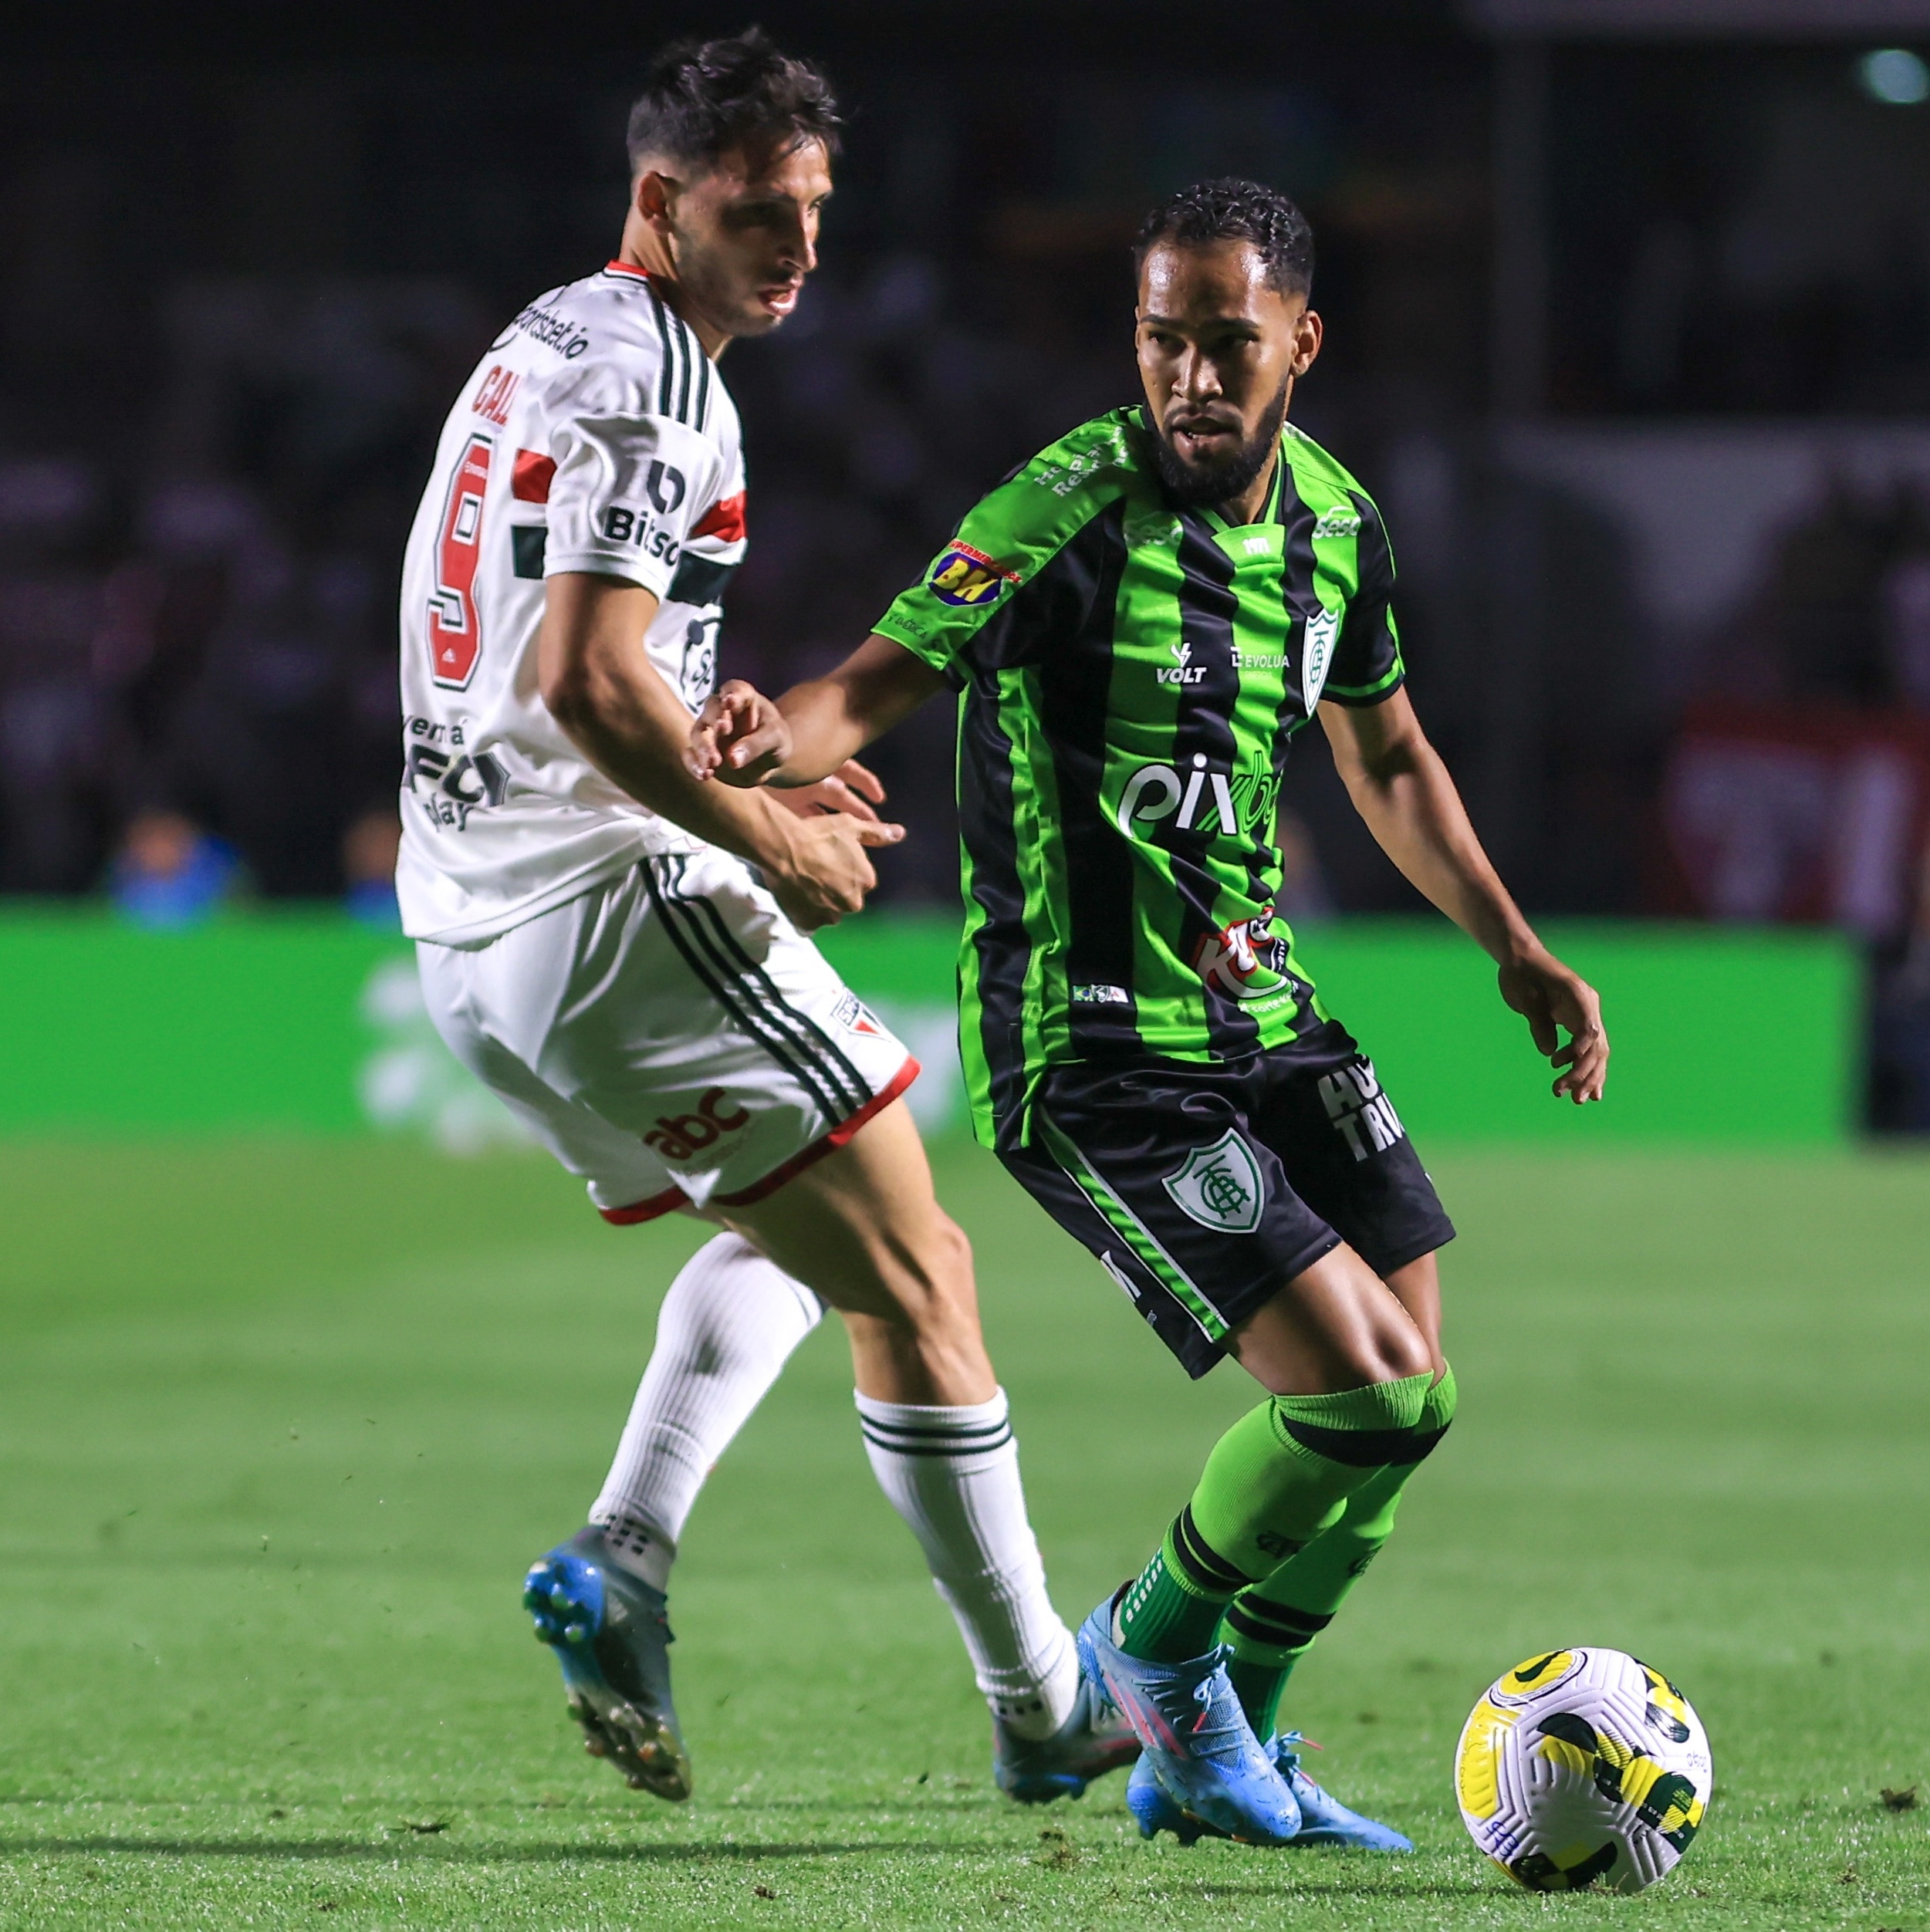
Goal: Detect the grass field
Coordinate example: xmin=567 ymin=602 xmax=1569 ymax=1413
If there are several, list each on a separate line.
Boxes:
xmin=1 ymin=1137 xmax=1926 ymax=1930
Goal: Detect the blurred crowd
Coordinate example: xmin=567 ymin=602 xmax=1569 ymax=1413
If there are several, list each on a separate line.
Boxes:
xmin=2 ymin=30 xmax=1930 ymax=1117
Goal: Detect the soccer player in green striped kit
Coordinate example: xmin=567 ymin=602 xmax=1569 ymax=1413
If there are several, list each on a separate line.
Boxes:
xmin=690 ymin=177 xmax=1608 ymax=1849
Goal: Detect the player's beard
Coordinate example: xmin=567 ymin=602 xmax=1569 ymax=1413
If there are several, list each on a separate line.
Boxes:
xmin=1151 ymin=377 xmax=1292 ymax=509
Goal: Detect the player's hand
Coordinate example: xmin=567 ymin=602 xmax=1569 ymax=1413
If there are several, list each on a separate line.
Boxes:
xmin=770 ymin=759 xmax=888 ymax=826
xmin=768 ymin=809 xmax=904 ymax=931
xmin=1498 ymin=946 xmax=1608 ymax=1103
xmin=688 ymin=680 xmax=791 ymax=787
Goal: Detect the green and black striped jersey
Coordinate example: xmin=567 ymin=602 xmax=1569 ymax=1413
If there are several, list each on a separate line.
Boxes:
xmin=873 ymin=405 xmax=1405 ymax=1151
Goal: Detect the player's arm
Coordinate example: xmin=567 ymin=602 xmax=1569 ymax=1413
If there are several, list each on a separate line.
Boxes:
xmin=1319 ymin=685 xmax=1608 ymax=1103
xmin=685 ymin=634 xmax=947 ymax=789
xmin=538 ymin=573 xmax=900 ymax=928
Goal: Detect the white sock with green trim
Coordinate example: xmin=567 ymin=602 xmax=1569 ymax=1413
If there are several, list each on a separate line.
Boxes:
xmin=590 ymin=1233 xmax=823 ymax=1591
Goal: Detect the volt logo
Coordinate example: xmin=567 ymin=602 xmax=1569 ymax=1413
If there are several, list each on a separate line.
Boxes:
xmin=1117 ymin=755 xmax=1239 ymax=836
xmin=1157 ymin=640 xmax=1207 ymax=686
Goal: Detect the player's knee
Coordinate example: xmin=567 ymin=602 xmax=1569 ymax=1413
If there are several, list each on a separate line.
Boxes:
xmin=1353 ymin=1320 xmax=1434 ymax=1387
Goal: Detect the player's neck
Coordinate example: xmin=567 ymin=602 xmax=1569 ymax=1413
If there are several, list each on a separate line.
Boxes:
xmin=614 ymin=225 xmax=732 ymax=360
xmin=1211 ymin=448 xmax=1280 ymax=529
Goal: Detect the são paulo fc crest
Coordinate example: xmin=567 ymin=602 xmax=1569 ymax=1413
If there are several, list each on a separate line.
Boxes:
xmin=1163 ymin=1130 xmax=1266 ymax=1235
xmin=928 ymin=542 xmax=1017 ymax=608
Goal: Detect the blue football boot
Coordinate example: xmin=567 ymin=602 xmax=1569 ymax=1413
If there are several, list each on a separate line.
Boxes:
xmin=522 ymin=1526 xmax=692 ymax=1802
xmin=993 ymin=1674 xmax=1141 ymax=1803
xmin=1127 ymin=1731 xmax=1414 ymax=1852
xmin=1075 ymin=1593 xmax=1300 ymax=1846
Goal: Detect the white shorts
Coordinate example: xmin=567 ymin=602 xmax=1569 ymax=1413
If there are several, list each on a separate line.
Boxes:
xmin=417 ymin=849 xmax=918 ymax=1224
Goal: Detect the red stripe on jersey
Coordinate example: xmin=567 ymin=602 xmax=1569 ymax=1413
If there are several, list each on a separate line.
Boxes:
xmin=604 ymin=259 xmax=654 ymax=280
xmin=512 ymin=450 xmax=556 ymax=502
xmin=598 ymin=1184 xmax=690 ymax=1225
xmin=691 ymin=491 xmax=746 ymax=543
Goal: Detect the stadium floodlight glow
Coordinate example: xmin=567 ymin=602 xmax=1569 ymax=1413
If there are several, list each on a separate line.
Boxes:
xmin=1860 ymin=47 xmax=1930 ymax=103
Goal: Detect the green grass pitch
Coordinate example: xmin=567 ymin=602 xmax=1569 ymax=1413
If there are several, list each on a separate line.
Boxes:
xmin=1 ymin=1137 xmax=1926 ymax=1930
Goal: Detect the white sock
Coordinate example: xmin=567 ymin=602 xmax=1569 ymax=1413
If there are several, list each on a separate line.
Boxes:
xmin=856 ymin=1387 xmax=1081 ymax=1741
xmin=590 ymin=1231 xmax=823 ymax=1592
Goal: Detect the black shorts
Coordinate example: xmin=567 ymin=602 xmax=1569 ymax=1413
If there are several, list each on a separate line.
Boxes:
xmin=999 ymin=1021 xmax=1455 ymax=1380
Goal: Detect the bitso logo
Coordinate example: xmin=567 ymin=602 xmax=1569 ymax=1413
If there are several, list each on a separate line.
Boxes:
xmin=927 ymin=542 xmax=1016 ymax=608
xmin=1163 ymin=1130 xmax=1266 ymax=1235
xmin=644 ymin=1087 xmax=751 ymax=1162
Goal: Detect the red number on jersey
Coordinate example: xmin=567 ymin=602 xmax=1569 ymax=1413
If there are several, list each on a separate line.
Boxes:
xmin=428 ymin=433 xmax=493 ymax=690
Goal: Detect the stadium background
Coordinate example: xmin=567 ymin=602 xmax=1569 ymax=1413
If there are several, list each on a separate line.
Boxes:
xmin=2 ymin=3 xmax=1926 ymax=1927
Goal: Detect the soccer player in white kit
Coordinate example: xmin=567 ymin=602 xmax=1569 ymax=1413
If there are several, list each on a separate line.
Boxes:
xmin=397 ymin=31 xmax=1132 ymax=1806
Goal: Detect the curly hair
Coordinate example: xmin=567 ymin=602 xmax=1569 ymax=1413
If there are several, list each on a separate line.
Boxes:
xmin=1134 ymin=177 xmax=1315 ymax=298
xmin=627 ymin=28 xmax=842 ymax=172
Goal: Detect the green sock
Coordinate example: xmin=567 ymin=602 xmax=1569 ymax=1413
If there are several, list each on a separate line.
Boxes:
xmin=1115 ymin=1370 xmax=1434 ymax=1665
xmin=1221 ymin=1364 xmax=1458 ymax=1733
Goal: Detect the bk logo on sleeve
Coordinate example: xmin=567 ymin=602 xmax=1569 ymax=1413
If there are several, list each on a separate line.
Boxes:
xmin=928 ymin=542 xmax=1017 ymax=608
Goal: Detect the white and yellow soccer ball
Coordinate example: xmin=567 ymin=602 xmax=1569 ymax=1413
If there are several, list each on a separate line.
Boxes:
xmin=1454 ymin=1647 xmax=1712 ymax=1895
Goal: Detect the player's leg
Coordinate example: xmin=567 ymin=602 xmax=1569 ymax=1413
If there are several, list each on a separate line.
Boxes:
xmin=1000 ymin=1063 xmax=1442 ymax=1845
xmin=417 ymin=914 xmax=705 ymax=1799
xmin=1222 ymin=1251 xmax=1449 ymax=1738
xmin=587 ymin=1230 xmax=826 ymax=1593
xmin=1174 ymin=1047 xmax=1456 ymax=1846
xmin=447 ymin=853 xmax=1123 ymax=1801
xmin=716 ymin=1097 xmax=1134 ymax=1797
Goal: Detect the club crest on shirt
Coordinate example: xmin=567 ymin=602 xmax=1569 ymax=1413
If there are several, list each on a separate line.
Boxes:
xmin=832 ymin=991 xmax=885 ymax=1037
xmin=928 ymin=542 xmax=1017 ymax=609
xmin=1302 ymin=606 xmax=1341 ymax=710
xmin=1163 ymin=1130 xmax=1266 ymax=1235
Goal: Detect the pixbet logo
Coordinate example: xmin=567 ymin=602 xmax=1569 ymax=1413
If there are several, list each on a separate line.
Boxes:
xmin=644 ymin=1087 xmax=751 ymax=1163
xmin=1117 ymin=754 xmax=1239 ymax=836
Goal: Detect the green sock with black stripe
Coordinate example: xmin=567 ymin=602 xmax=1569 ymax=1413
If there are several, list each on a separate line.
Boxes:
xmin=1222 ymin=1363 xmax=1458 ymax=1734
xmin=1114 ymin=1370 xmax=1434 ymax=1665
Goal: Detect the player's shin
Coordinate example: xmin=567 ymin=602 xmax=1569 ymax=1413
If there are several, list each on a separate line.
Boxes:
xmin=856 ymin=1389 xmax=1080 ymax=1740
xmin=590 ymin=1232 xmax=824 ymax=1589
xmin=1222 ymin=1363 xmax=1458 ymax=1734
xmin=1114 ymin=1370 xmax=1437 ymax=1664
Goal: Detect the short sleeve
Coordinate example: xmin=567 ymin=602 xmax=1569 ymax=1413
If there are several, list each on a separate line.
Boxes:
xmin=542 ymin=410 xmax=721 ymax=599
xmin=1320 ymin=492 xmax=1405 ymax=707
xmin=871 ymin=414 xmax=1137 ymax=681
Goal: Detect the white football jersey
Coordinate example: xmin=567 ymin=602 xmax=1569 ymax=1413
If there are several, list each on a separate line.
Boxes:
xmin=396 ymin=260 xmax=747 ymax=944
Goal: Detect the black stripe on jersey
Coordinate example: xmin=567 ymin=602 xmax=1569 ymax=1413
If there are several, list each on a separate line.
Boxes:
xmin=1033 ymin=503 xmax=1141 ymax=1060
xmin=1168 ymin=512 xmax=1262 ymax=1061
xmin=667 ymin=555 xmax=738 ymax=606
xmin=642 ymin=858 xmax=860 ymax=1123
xmin=647 ymin=286 xmax=676 ymax=417
xmin=695 ymin=346 xmax=712 ymax=433
xmin=671 ymin=315 xmax=695 ymax=424
xmin=957 ymin=674 xmax=1034 ymax=1151
xmin=672 ymin=873 xmax=873 ymax=1116
xmin=1279 ymin=481 xmax=1325 ymax=728
xmin=1259 ymin=467 xmax=1327 ymax=1026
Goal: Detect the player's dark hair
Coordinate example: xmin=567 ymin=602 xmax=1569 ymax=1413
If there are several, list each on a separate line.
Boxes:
xmin=626 ymin=28 xmax=842 ymax=173
xmin=1134 ymin=177 xmax=1315 ymax=299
